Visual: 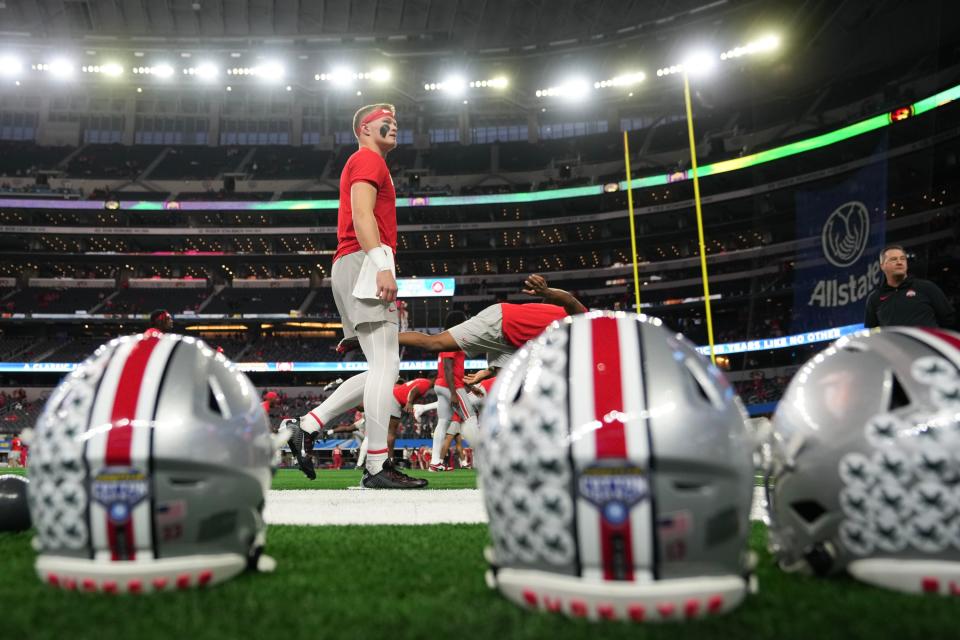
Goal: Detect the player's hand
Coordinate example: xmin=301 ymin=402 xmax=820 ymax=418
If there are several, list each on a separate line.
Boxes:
xmin=464 ymin=369 xmax=491 ymax=385
xmin=377 ymin=270 xmax=398 ymax=303
xmin=521 ymin=274 xmax=548 ymax=296
xmin=336 ymin=337 xmax=361 ymax=354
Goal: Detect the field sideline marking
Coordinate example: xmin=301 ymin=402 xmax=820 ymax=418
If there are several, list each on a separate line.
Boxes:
xmin=265 ymin=488 xmax=768 ymax=526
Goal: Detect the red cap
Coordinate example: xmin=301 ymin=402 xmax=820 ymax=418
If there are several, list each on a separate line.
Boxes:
xmin=263 ymin=391 xmax=279 ymax=401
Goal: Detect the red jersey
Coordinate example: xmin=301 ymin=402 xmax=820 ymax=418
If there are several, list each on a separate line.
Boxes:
xmin=435 ymin=351 xmax=466 ymax=389
xmin=11 ymin=436 xmax=22 ymax=452
xmin=334 ymin=147 xmax=397 ymax=262
xmin=479 ymin=377 xmax=496 ymax=394
xmin=261 ymin=400 xmax=272 ymax=414
xmin=393 ymin=378 xmax=433 ymax=406
xmin=500 ymin=303 xmax=568 ymax=348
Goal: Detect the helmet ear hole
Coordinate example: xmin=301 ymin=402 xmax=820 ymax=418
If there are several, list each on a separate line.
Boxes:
xmin=207 ymin=375 xmax=231 ymax=418
xmin=888 ymin=373 xmax=910 ymax=411
xmin=791 ymin=500 xmax=827 ymax=524
xmin=684 ymin=361 xmax=721 ymax=409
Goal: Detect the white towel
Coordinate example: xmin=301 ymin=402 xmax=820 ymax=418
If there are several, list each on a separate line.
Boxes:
xmin=352 ymin=245 xmax=396 ymax=300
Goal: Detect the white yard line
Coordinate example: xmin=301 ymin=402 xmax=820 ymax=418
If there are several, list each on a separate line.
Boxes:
xmin=265 ymin=487 xmax=769 ymax=526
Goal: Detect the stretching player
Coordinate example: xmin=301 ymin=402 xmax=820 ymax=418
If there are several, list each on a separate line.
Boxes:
xmin=342 ymin=274 xmax=585 ymax=446
xmin=284 ymin=103 xmax=422 ymax=489
xmin=286 ymin=377 xmax=434 ymax=486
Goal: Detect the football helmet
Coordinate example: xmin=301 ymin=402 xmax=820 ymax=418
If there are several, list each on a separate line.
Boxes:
xmin=478 ymin=311 xmax=755 ymax=622
xmin=29 ymin=332 xmax=277 ymax=593
xmin=763 ymin=327 xmax=960 ymax=594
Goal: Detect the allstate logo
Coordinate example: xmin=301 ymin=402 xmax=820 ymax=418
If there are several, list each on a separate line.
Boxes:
xmin=822 ymin=201 xmax=870 ymax=267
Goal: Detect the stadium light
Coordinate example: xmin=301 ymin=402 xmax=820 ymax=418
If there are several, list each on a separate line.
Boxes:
xmin=720 ymin=34 xmax=780 ymax=60
xmin=535 ymin=77 xmax=591 ymax=100
xmin=594 ymin=71 xmax=645 ymax=89
xmin=0 ymin=55 xmax=23 ymax=77
xmin=185 ymin=62 xmax=218 ymax=80
xmin=254 ymin=61 xmax=285 ymax=82
xmin=152 ymin=63 xmax=175 ymax=78
xmin=34 ymin=58 xmax=74 ymax=77
xmin=369 ymin=66 xmax=391 ymax=83
xmin=320 ymin=66 xmax=353 ymax=87
xmin=441 ymin=74 xmax=466 ymax=95
xmin=656 ymin=52 xmax=716 ymax=78
xmin=682 ymin=51 xmax=717 ymax=76
xmin=468 ymin=76 xmax=509 ymax=90
xmin=84 ymin=62 xmax=124 ymax=77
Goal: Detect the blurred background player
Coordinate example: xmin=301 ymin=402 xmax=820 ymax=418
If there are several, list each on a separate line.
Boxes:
xmin=430 ymin=311 xmax=472 ymax=471
xmin=360 ymin=274 xmax=585 ymax=447
xmin=145 ymin=309 xmax=173 ymax=337
xmin=261 ymin=390 xmax=280 ymax=415
xmin=8 ymin=433 xmax=23 ymax=468
xmin=285 ymin=103 xmax=422 ymax=490
xmin=297 ymin=377 xmax=434 ymax=486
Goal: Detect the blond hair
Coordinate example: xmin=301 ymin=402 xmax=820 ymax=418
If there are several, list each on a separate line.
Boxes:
xmin=352 ymin=103 xmax=396 ymax=140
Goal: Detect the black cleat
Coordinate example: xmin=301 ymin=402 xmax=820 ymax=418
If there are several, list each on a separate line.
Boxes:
xmin=361 ymin=459 xmax=428 ymax=489
xmin=282 ymin=418 xmax=316 ymax=480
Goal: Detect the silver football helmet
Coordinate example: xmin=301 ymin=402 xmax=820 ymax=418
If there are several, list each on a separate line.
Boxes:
xmin=29 ymin=332 xmax=277 ymax=593
xmin=763 ymin=327 xmax=960 ymax=594
xmin=478 ymin=311 xmax=756 ymax=622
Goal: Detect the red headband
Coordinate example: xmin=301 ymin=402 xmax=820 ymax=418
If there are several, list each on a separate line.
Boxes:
xmin=356 ymin=108 xmax=396 ymax=134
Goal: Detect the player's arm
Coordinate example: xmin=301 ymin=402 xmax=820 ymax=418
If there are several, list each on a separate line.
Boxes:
xmin=522 ymin=274 xmax=587 ymax=315
xmin=350 ymin=181 xmax=397 ymax=303
xmin=442 ymin=357 xmax=455 ymax=390
xmin=404 ymin=385 xmax=422 ymax=414
xmin=464 ymin=367 xmax=497 ymax=385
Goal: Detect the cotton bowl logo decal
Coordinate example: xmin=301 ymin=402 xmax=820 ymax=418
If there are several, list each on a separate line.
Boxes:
xmin=431 ymin=280 xmax=445 ymax=293
xmin=92 ymin=467 xmax=149 ymax=524
xmin=821 ymin=201 xmax=870 ymax=267
xmin=578 ymin=466 xmax=649 ymax=524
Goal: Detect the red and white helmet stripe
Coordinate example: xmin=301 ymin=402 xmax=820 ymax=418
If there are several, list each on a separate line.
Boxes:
xmin=84 ymin=334 xmax=179 ymax=562
xmin=569 ymin=315 xmax=654 ymax=583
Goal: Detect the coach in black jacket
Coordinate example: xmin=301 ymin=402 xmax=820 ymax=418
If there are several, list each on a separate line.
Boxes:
xmin=864 ymin=245 xmax=955 ymax=329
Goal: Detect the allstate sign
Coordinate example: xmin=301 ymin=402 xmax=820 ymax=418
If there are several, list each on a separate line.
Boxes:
xmin=822 ymin=201 xmax=870 ymax=267
xmin=793 ymin=158 xmax=886 ymax=330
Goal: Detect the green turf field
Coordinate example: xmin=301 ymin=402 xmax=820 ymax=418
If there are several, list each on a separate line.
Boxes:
xmin=2 ymin=523 xmax=958 ymax=640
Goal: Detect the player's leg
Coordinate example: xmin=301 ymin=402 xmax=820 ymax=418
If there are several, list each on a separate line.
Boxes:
xmin=455 ymin=434 xmax=467 ymax=468
xmin=356 ymin=321 xmax=426 ymax=489
xmin=387 ymin=416 xmax=401 ymax=460
xmin=431 ymin=386 xmax=453 ymax=470
xmin=357 ymin=435 xmax=369 ymax=468
xmin=298 ymin=374 xmax=367 ymax=434
xmin=355 ymin=320 xmax=398 ymax=476
xmin=451 ymin=386 xmax=480 ymax=466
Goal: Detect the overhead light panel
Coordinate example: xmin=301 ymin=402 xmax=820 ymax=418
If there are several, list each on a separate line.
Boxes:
xmin=594 ymin=71 xmax=645 ymax=89
xmin=721 ymin=34 xmax=780 ymax=60
xmin=0 ymin=55 xmax=23 ymax=77
xmin=535 ymin=77 xmax=591 ymax=100
xmin=467 ymin=76 xmax=509 ymax=89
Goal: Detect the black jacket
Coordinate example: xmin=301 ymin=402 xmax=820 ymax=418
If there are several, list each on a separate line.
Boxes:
xmin=864 ymin=276 xmax=955 ymax=329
